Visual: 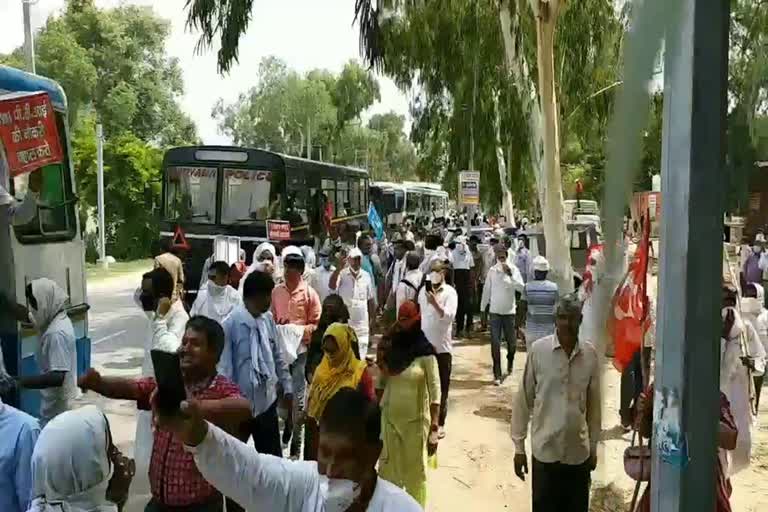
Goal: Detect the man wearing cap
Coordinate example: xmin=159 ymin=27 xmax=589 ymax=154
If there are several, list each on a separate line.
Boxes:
xmin=520 ymin=256 xmax=559 ymax=351
xmin=309 ymin=247 xmax=336 ymax=303
xmin=271 ymin=246 xmax=321 ymax=458
xmin=481 ymin=245 xmax=526 ymax=385
xmin=330 ymin=247 xmax=377 ymax=358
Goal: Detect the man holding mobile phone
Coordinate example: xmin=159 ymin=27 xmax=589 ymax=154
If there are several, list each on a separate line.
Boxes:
xmin=79 ymin=306 xmax=251 ymax=512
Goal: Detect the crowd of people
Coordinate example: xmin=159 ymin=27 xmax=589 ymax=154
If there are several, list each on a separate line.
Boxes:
xmin=2 ymin=214 xmax=767 ymax=512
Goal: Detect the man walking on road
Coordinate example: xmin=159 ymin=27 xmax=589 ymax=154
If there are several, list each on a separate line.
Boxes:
xmin=481 ymin=245 xmax=525 ymax=385
xmin=418 ymin=260 xmax=457 ymax=439
xmin=330 ymin=247 xmax=377 ymax=358
xmin=520 ymin=256 xmax=559 ymax=350
xmin=511 ymin=294 xmax=600 ymax=512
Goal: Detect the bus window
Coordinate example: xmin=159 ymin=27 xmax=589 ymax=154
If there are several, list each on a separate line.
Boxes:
xmin=165 ymin=166 xmax=216 ymax=223
xmin=322 ymin=179 xmax=335 ymax=216
xmin=221 ymin=169 xmax=273 ymax=224
xmin=336 ymin=180 xmax=349 ymax=217
xmin=9 ymin=112 xmax=77 ymax=243
xmin=350 ymin=179 xmax=360 ymax=215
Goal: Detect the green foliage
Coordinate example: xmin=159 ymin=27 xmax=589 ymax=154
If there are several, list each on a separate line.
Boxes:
xmin=1 ymin=0 xmax=198 ymax=259
xmin=213 ymin=56 xmax=417 ymax=180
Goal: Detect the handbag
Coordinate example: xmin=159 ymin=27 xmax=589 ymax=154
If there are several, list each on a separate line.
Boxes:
xmin=104 ymin=415 xmax=136 ymax=511
xmin=623 ymin=430 xmax=651 ymax=482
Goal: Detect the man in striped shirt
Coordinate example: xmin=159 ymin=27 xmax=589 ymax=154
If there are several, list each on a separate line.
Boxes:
xmin=520 ymin=256 xmax=559 ymax=350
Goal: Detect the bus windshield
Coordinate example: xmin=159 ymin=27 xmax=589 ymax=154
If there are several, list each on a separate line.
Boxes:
xmin=383 ymin=189 xmax=404 ymax=212
xmin=165 ymin=166 xmax=217 ymax=223
xmin=221 ymin=168 xmax=275 ymax=223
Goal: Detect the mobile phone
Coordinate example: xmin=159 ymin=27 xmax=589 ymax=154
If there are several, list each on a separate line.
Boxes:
xmin=424 ymin=279 xmax=433 ymax=293
xmin=151 ymin=349 xmax=186 ymax=414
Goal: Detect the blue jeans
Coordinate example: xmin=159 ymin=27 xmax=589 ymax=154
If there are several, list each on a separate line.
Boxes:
xmin=490 ymin=313 xmax=516 ymax=379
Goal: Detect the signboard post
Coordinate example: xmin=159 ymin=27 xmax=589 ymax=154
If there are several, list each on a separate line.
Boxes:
xmin=0 ymin=92 xmax=63 ymax=177
xmin=267 ymin=220 xmax=291 ymax=242
xmin=458 ymin=171 xmax=480 ymax=207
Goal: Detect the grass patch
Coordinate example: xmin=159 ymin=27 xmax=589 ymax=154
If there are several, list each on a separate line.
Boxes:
xmin=86 ymin=259 xmax=153 ymax=283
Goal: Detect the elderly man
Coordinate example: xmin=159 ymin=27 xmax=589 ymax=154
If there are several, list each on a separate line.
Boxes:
xmin=481 ymin=244 xmax=525 ymax=384
xmin=520 ymin=256 xmax=559 ymax=350
xmin=511 ymin=294 xmax=601 ymax=512
xmin=330 ymin=247 xmax=376 ymax=358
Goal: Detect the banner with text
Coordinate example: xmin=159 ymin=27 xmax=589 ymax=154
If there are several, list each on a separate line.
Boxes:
xmin=267 ymin=219 xmax=291 ymax=241
xmin=0 ymin=92 xmax=64 ymax=177
xmin=458 ymin=171 xmax=480 ymax=206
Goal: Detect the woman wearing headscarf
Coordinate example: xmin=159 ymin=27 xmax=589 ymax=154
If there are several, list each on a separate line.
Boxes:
xmin=303 ymin=323 xmax=375 ymax=460
xmin=305 ymin=294 xmax=356 ymax=383
xmin=377 ymin=301 xmax=440 ymax=507
xmin=27 ymin=405 xmax=127 ymax=512
xmin=239 ymin=243 xmax=279 ymax=293
xmin=10 ymin=279 xmax=79 ymax=425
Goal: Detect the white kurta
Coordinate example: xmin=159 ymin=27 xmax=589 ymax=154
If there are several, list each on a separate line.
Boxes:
xmin=334 ymin=268 xmax=375 ymax=357
xmin=134 ymin=299 xmax=188 ymax=477
xmin=190 ymin=283 xmax=241 ymax=324
xmin=720 ymin=316 xmax=766 ymax=474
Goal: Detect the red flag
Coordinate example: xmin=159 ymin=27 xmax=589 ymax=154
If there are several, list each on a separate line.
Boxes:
xmin=609 ymin=213 xmax=651 ymax=372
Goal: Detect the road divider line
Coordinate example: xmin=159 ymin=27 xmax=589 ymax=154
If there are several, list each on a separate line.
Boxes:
xmin=94 ymin=330 xmax=127 ymax=345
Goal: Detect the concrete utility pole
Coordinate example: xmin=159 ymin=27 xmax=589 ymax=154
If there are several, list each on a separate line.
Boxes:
xmin=22 ymin=0 xmax=36 ymax=73
xmin=652 ymin=0 xmax=730 ymax=510
xmin=96 ymin=124 xmax=108 ymax=270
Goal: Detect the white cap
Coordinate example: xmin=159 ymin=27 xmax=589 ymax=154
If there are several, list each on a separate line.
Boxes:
xmin=348 ymin=248 xmax=364 ymax=259
xmin=756 ymin=233 xmax=766 ymax=243
xmin=533 ymin=255 xmax=550 ymax=272
xmin=281 ymin=245 xmax=303 ymax=260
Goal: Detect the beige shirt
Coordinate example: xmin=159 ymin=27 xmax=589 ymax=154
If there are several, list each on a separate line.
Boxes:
xmin=155 ymin=252 xmax=185 ymax=302
xmin=510 ymin=334 xmax=601 ymax=465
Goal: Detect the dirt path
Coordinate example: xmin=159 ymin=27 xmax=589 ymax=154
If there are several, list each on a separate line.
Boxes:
xmin=427 ymin=332 xmax=768 ymax=511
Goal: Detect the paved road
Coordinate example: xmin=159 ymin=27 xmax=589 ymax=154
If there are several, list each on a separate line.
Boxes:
xmin=78 ymin=272 xmax=153 ymax=512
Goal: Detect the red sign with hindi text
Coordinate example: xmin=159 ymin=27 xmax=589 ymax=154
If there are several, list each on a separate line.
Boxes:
xmin=0 ymin=92 xmax=64 ymax=177
xmin=267 ymin=220 xmax=291 ymax=241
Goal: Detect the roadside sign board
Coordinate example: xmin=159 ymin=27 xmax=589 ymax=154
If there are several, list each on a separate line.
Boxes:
xmin=458 ymin=171 xmax=480 ymax=206
xmin=0 ymin=92 xmax=63 ymax=177
xmin=267 ymin=219 xmax=291 ymax=241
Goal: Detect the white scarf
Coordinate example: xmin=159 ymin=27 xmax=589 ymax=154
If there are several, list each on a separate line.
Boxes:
xmin=28 ymin=405 xmax=117 ymax=512
xmin=30 ymin=278 xmax=70 ymax=334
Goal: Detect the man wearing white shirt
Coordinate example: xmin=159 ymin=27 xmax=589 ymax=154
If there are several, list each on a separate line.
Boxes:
xmin=388 ymin=240 xmax=408 ymax=305
xmin=396 ymin=252 xmax=424 ymax=313
xmin=160 ymin=388 xmax=421 ymax=512
xmin=330 ymin=247 xmax=376 ymax=358
xmin=481 ymin=245 xmax=525 ymax=385
xmin=418 ymin=260 xmax=457 ymax=438
xmin=451 ymin=236 xmax=475 ymax=338
xmin=309 ymin=248 xmax=336 ymax=303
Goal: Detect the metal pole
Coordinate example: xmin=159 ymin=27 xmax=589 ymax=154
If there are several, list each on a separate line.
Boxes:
xmin=22 ymin=0 xmax=36 ymax=73
xmin=96 ymin=124 xmax=107 ymax=270
xmin=651 ymin=0 xmax=729 ymax=510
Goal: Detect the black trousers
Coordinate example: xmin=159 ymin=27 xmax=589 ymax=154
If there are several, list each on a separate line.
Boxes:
xmin=755 ymin=375 xmax=764 ymax=412
xmin=453 ymin=269 xmax=473 ymax=332
xmin=532 ymin=458 xmax=590 ymax=512
xmin=619 ymin=350 xmax=643 ymax=425
xmin=249 ymin=400 xmax=282 ymax=457
xmin=436 ymin=353 xmax=452 ymax=426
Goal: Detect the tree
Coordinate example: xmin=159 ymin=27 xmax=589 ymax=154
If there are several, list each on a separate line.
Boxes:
xmin=1 ymin=0 xmax=198 ymax=259
xmin=333 ymin=60 xmax=381 ymax=130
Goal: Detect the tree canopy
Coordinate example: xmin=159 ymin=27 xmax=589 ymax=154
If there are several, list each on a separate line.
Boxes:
xmin=213 ymin=56 xmax=416 ymax=180
xmin=2 ymin=0 xmax=198 ymax=259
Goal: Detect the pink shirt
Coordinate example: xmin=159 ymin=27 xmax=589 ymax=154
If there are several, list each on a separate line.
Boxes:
xmin=271 ymin=280 xmax=321 ymax=342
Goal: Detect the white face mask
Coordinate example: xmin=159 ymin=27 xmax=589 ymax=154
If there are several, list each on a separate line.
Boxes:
xmin=754 ymin=245 xmax=762 ymax=254
xmin=318 ymin=474 xmax=360 ymax=512
xmin=320 ymin=257 xmax=331 ymax=269
xmin=207 ymin=280 xmax=227 ymax=297
xmin=429 ymin=271 xmax=443 ymax=285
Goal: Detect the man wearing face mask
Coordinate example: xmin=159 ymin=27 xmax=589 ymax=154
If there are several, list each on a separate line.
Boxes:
xmin=135 ymin=267 xmax=189 ymax=479
xmin=191 ymin=261 xmax=242 ymax=324
xmin=1 ymin=279 xmax=79 ymax=426
xmin=310 ymin=248 xmax=337 ymax=303
xmin=272 ymin=247 xmax=322 ymax=459
xmin=721 ymin=284 xmax=766 ymax=474
xmin=330 ymin=248 xmax=377 ymax=359
xmin=742 ymin=233 xmax=768 ymax=286
xmin=158 ymin=387 xmax=421 ymax=512
xmin=418 ymin=261 xmax=458 ymax=439
xmin=451 ymin=235 xmax=475 ymax=338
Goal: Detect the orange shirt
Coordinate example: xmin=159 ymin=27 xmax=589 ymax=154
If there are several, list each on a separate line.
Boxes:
xmin=271 ymin=279 xmax=321 ymax=342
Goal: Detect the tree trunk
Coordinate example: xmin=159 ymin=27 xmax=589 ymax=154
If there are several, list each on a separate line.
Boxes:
xmin=499 ymin=0 xmax=573 ymax=292
xmin=494 ymin=94 xmax=516 ymax=226
xmin=535 ymin=3 xmax=572 ymax=292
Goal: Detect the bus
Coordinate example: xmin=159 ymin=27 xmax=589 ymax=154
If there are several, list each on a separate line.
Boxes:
xmin=370 ymin=181 xmax=448 ymax=228
xmin=160 ymin=146 xmax=370 ymax=296
xmin=0 ymin=65 xmax=90 ymax=415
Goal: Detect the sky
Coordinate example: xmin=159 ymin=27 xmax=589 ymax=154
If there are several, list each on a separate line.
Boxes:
xmin=0 ymin=0 xmax=412 ymax=144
